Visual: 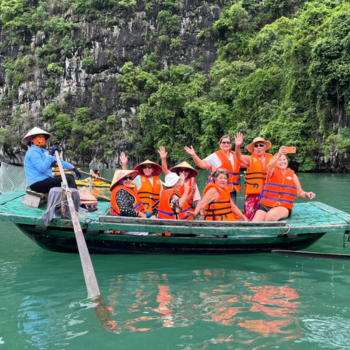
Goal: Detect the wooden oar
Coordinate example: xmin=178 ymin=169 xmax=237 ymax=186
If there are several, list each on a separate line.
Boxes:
xmin=55 ymin=152 xmax=101 ymax=298
xmin=55 ymin=154 xmax=115 ymax=331
xmin=79 ymin=170 xmax=111 ymax=184
xmin=272 ymin=250 xmax=350 ymax=260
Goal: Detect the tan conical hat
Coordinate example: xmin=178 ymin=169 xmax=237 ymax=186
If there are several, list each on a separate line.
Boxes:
xmin=110 ymin=169 xmax=139 ymax=191
xmin=21 ymin=127 xmax=53 ymax=145
xmin=170 ymin=161 xmax=198 ymax=178
xmin=247 ymin=137 xmax=271 ymax=153
xmin=134 ymin=160 xmax=162 ymax=176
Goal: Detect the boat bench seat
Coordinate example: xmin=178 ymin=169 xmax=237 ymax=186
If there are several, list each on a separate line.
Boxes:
xmin=22 ymin=190 xmax=48 ymax=208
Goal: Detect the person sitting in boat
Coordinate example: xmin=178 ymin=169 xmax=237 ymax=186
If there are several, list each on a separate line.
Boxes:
xmin=158 ymin=146 xmax=203 ymax=213
xmin=109 ymin=169 xmax=155 ymax=218
xmin=253 ymin=147 xmax=316 ymax=221
xmin=184 ymin=135 xmax=241 ymax=204
xmin=234 ymin=133 xmax=273 ymax=221
xmin=22 ymin=127 xmax=81 ymax=193
xmin=187 ymin=169 xmax=248 ymax=221
xmin=120 ymin=153 xmax=162 ymax=217
xmin=157 ymin=172 xmax=194 ymax=220
xmin=92 ymin=169 xmax=101 ymax=177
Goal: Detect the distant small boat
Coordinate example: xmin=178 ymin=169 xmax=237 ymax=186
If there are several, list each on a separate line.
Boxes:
xmin=0 ymin=190 xmax=349 ymax=255
xmin=52 ymin=168 xmax=111 ymax=200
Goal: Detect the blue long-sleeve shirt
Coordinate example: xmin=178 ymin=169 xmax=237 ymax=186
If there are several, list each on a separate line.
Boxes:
xmin=24 ymin=145 xmax=74 ymax=186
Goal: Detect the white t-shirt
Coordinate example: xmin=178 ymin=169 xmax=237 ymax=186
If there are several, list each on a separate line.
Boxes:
xmin=205 ymin=152 xmax=235 ymax=172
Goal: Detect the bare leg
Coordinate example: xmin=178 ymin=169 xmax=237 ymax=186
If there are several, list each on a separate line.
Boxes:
xmin=252 ymin=210 xmax=267 ymax=221
xmin=265 ymin=207 xmax=289 ymax=221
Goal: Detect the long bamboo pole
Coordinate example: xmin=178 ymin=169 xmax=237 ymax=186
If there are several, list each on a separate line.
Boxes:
xmin=55 ymin=151 xmax=101 ymax=299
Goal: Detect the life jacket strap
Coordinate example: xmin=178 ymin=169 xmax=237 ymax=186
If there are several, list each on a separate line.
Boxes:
xmin=110 ymin=207 xmax=121 ymax=216
xmin=263 ymin=189 xmax=296 ymax=197
xmin=260 ymin=195 xmax=294 ymax=204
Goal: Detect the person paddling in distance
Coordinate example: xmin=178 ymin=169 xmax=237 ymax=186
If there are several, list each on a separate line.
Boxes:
xmin=157 ymin=172 xmax=193 ymax=220
xmin=22 ymin=127 xmax=81 ymax=193
xmin=253 ymin=147 xmax=316 ymax=221
xmin=120 ymin=152 xmax=162 ymax=217
xmin=234 ymin=133 xmax=273 ymax=221
xmin=184 ymin=135 xmax=241 ymax=204
xmin=187 ymin=169 xmax=248 ymax=221
xmin=158 ymin=146 xmax=202 ymax=211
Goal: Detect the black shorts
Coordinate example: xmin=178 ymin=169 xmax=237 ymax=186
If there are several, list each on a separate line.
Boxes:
xmin=257 ymin=204 xmax=292 ymax=218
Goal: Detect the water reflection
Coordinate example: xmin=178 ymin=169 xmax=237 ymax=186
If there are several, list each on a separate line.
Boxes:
xmin=103 ymin=267 xmax=303 ymax=347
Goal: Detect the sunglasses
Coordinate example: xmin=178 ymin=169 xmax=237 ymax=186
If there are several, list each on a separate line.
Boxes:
xmin=221 ymin=141 xmax=232 ymax=145
xmin=142 ymin=165 xmax=153 ymax=169
xmin=254 ymin=143 xmax=265 ymax=148
xmin=178 ymin=168 xmax=190 ymax=173
xmin=123 ymin=176 xmax=134 ymax=181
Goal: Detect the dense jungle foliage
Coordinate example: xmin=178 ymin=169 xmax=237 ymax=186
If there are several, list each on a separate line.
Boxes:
xmin=1 ymin=0 xmax=350 ymax=169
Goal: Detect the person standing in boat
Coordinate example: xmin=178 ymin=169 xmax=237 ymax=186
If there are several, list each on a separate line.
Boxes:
xmin=120 ymin=153 xmax=163 ymax=217
xmin=157 ymin=172 xmax=193 ymax=220
xmin=22 ymin=127 xmax=81 ymax=193
xmin=253 ymin=147 xmax=316 ymax=221
xmin=234 ymin=133 xmax=273 ymax=221
xmin=109 ymin=169 xmax=155 ymax=218
xmin=158 ymin=146 xmax=203 ymax=214
xmin=184 ymin=135 xmax=241 ymax=204
xmin=187 ymin=169 xmax=248 ymax=221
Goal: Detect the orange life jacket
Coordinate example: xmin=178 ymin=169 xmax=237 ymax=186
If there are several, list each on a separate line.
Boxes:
xmin=245 ymin=153 xmax=273 ymax=195
xmin=110 ymin=185 xmax=145 ymax=216
xmin=260 ymin=168 xmax=297 ymax=210
xmin=207 ymin=150 xmax=241 ymax=192
xmin=180 ymin=177 xmax=196 ymax=206
xmin=137 ymin=175 xmax=162 ymax=213
xmin=203 ymin=183 xmax=237 ymax=221
xmin=157 ymin=189 xmax=193 ymax=220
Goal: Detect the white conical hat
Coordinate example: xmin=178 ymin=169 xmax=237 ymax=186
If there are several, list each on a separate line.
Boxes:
xmin=21 ymin=127 xmax=53 ymax=145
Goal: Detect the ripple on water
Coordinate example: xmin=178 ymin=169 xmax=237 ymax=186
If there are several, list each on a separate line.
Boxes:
xmin=300 ymin=315 xmax=350 ymax=349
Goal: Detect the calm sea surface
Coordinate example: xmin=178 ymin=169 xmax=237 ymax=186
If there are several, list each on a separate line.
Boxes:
xmin=1 ymin=171 xmax=350 ymax=349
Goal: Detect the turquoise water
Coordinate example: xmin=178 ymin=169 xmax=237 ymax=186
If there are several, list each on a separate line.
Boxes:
xmin=1 ymin=171 xmax=350 ymax=349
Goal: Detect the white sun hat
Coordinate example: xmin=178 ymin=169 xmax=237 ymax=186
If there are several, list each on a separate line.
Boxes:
xmin=161 ymin=172 xmax=180 ymax=188
xmin=21 ymin=127 xmax=53 ymax=145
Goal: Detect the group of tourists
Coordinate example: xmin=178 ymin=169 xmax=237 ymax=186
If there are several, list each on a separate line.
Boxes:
xmin=109 ymin=133 xmax=315 ymax=222
xmin=22 ymin=127 xmax=315 ymax=223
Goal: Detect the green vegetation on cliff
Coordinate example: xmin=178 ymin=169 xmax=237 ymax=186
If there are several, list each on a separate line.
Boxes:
xmin=119 ymin=0 xmax=350 ymax=170
xmin=1 ymin=0 xmax=350 ymax=169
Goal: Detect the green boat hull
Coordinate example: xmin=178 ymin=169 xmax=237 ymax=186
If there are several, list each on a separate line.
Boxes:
xmin=0 ymin=190 xmax=349 ymax=255
xmin=16 ymin=223 xmax=325 ymax=254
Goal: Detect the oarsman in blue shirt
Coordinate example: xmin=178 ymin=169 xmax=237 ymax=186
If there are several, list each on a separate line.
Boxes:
xmin=22 ymin=127 xmax=81 ymax=193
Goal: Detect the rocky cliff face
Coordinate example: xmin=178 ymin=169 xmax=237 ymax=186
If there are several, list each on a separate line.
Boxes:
xmin=1 ymin=0 xmax=350 ymax=172
xmin=0 ymin=0 xmax=221 ymax=168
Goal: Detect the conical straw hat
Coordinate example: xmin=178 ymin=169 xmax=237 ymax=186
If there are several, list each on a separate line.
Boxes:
xmin=21 ymin=127 xmax=53 ymax=145
xmin=78 ymin=187 xmax=98 ymax=206
xmin=134 ymin=160 xmax=163 ymax=176
xmin=170 ymin=161 xmax=198 ymax=178
xmin=110 ymin=169 xmax=139 ymax=191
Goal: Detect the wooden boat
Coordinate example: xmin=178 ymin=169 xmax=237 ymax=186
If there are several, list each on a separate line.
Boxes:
xmin=0 ymin=190 xmax=349 ymax=255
